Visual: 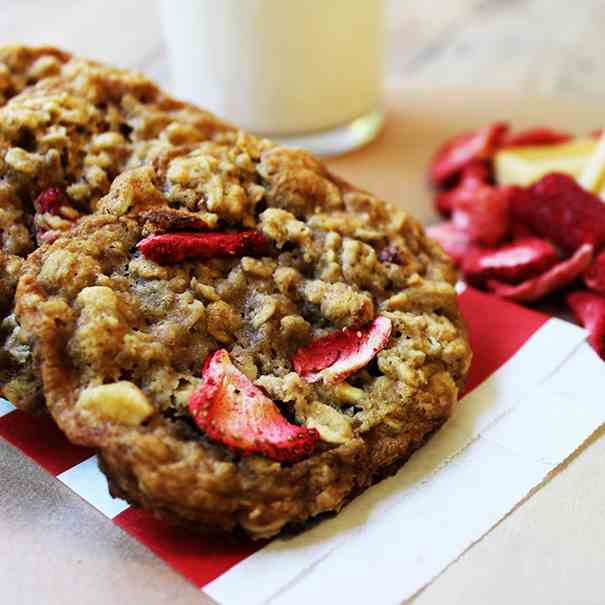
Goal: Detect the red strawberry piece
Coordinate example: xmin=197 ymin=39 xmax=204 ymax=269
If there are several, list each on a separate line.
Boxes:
xmin=33 ymin=187 xmax=69 ymax=214
xmin=189 ymin=349 xmax=319 ymax=462
xmin=502 ymin=127 xmax=572 ymax=148
xmin=461 ymin=161 xmax=492 ymax=184
xmin=463 ymin=237 xmax=559 ymax=284
xmin=429 ymin=122 xmax=508 ymax=185
xmin=379 ymin=246 xmax=404 ymax=265
xmin=435 ymin=190 xmax=455 ymax=218
xmin=567 ymin=290 xmax=605 ymax=358
xmin=434 ymin=161 xmax=491 ymax=217
xmin=590 ymin=129 xmax=603 ymax=139
xmin=427 ymin=221 xmax=472 ymax=266
xmin=510 ymin=173 xmax=605 ymax=252
xmin=451 ymin=180 xmax=515 ymax=246
xmin=584 ymin=248 xmax=605 ymax=295
xmin=487 ymin=243 xmax=593 ymax=303
xmin=511 ymin=222 xmax=535 ymax=240
xmin=293 ymin=316 xmax=392 ymax=384
xmin=137 ymin=230 xmax=271 ymax=264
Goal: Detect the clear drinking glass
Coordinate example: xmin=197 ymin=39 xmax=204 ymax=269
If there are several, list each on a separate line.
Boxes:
xmin=158 ymin=0 xmax=385 ymax=156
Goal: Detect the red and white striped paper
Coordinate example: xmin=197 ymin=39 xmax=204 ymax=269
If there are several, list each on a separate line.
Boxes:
xmin=1 ymin=287 xmax=602 ymax=604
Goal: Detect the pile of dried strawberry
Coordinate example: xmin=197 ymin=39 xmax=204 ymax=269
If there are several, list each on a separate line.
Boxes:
xmin=427 ymin=123 xmax=605 ymax=359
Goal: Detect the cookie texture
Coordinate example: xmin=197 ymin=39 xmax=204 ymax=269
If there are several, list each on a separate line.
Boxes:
xmin=16 ymin=139 xmax=471 ymax=538
xmin=0 ymin=46 xmax=71 ymax=105
xmin=0 ymin=45 xmax=232 ymax=410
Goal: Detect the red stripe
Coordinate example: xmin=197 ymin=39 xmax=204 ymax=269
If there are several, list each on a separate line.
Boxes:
xmin=459 ymin=287 xmax=549 ymax=393
xmin=113 ymin=507 xmax=263 ymax=588
xmin=0 ymin=410 xmax=93 ymax=476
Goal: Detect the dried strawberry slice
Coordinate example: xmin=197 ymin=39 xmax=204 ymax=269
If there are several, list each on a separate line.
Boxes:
xmin=435 ymin=161 xmax=491 ymax=216
xmin=567 ymin=290 xmax=605 ymax=358
xmin=461 ymin=161 xmax=492 ymax=184
xmin=137 ymin=230 xmax=271 ymax=264
xmin=584 ymin=249 xmax=605 ymax=295
xmin=451 ymin=181 xmax=515 ymax=246
xmin=435 ymin=190 xmax=455 ymax=218
xmin=502 ymin=128 xmax=572 ymax=148
xmin=189 ymin=349 xmax=319 ymax=462
xmin=511 ymin=222 xmax=535 ymax=240
xmin=487 ymin=243 xmax=593 ymax=303
xmin=33 ymin=187 xmax=80 ymax=245
xmin=34 ymin=187 xmax=69 ymax=215
xmin=510 ymin=173 xmax=605 ymax=252
xmin=429 ymin=122 xmax=508 ymax=185
xmin=427 ymin=221 xmax=472 ymax=266
xmin=463 ymin=237 xmax=559 ymax=284
xmin=379 ymin=246 xmax=404 ymax=265
xmin=292 ymin=316 xmax=392 ymax=384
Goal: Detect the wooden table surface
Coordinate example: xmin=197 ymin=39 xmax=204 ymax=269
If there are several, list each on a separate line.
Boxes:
xmin=2 ymin=2 xmax=605 ymax=605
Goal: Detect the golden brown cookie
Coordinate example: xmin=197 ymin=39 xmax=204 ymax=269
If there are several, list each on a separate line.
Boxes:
xmin=0 ymin=45 xmax=232 ymax=411
xmin=16 ymin=142 xmax=470 ymax=538
xmin=0 ymin=46 xmax=70 ymax=105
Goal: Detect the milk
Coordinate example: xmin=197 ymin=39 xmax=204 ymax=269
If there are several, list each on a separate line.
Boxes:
xmin=158 ymin=0 xmax=384 ymax=138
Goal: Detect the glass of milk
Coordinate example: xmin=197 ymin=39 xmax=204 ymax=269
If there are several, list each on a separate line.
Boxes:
xmin=158 ymin=0 xmax=385 ymax=156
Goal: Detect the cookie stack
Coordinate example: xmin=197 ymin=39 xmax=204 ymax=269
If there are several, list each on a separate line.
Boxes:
xmin=0 ymin=46 xmax=471 ymax=539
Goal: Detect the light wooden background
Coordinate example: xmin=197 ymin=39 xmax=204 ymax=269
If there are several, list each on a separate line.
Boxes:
xmin=2 ymin=0 xmax=604 ymax=99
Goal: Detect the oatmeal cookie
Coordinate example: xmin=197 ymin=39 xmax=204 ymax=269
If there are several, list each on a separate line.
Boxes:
xmin=0 ymin=46 xmax=71 ymax=106
xmin=16 ymin=143 xmax=470 ymax=538
xmin=0 ymin=45 xmax=233 ymax=410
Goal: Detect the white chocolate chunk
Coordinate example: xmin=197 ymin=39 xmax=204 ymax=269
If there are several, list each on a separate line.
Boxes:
xmin=304 ymin=401 xmax=352 ymax=444
xmin=76 ymin=381 xmax=154 ymax=426
xmin=332 ymin=383 xmax=366 ymax=405
xmin=580 ymin=131 xmax=605 ymax=197
xmin=495 ymin=138 xmax=596 ymax=187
